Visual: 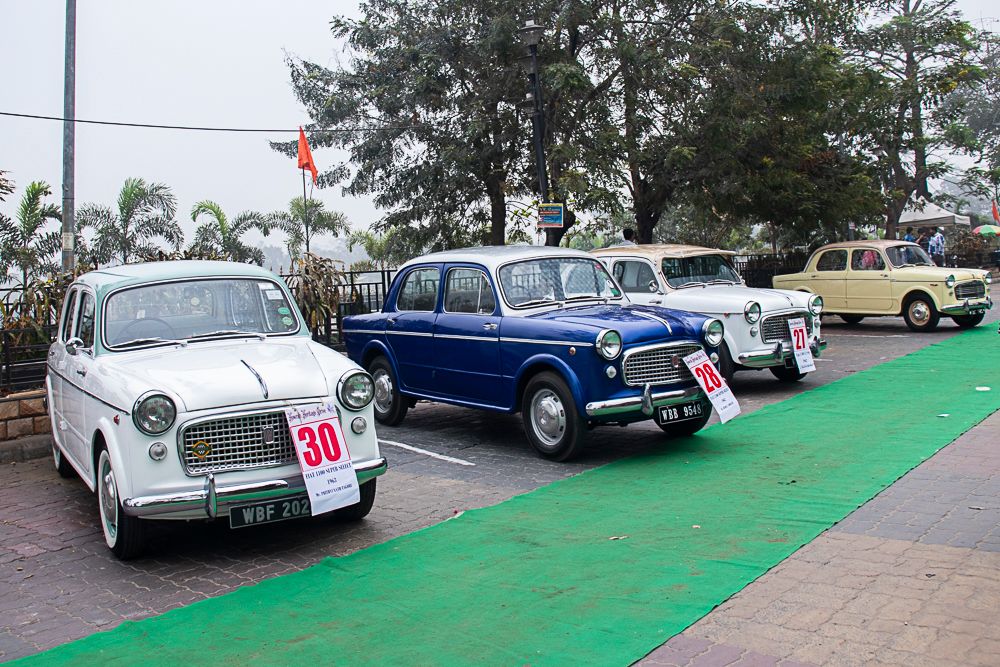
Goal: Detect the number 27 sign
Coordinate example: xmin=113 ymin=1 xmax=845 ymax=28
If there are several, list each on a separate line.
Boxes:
xmin=285 ymin=402 xmax=360 ymax=516
xmin=682 ymin=349 xmax=741 ymax=423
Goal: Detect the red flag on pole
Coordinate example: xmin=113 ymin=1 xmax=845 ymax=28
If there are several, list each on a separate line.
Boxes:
xmin=992 ymin=199 xmax=1000 ymax=223
xmin=297 ymin=127 xmax=318 ymax=184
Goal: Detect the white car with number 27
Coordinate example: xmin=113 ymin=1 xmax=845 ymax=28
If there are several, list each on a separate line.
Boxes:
xmin=46 ymin=261 xmax=386 ymax=559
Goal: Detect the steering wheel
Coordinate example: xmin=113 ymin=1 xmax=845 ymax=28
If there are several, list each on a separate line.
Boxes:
xmin=116 ymin=317 xmax=178 ymax=342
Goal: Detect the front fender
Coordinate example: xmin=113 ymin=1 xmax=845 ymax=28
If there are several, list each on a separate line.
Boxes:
xmin=512 ymin=354 xmax=586 ymax=416
xmin=899 ymin=286 xmax=944 ymax=312
xmin=90 ymin=418 xmax=130 ymax=496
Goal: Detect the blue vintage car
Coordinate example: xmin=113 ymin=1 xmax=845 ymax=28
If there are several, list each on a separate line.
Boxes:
xmin=343 ymin=247 xmax=724 ymax=461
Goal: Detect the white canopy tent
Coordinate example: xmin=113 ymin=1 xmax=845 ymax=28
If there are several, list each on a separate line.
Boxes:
xmin=898 ymin=199 xmax=971 ymax=229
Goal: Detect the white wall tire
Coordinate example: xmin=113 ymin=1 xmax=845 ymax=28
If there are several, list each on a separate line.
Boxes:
xmin=53 ymin=443 xmax=75 ymax=479
xmin=97 ymin=449 xmax=145 ymax=560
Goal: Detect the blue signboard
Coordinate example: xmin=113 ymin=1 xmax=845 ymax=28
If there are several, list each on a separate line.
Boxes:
xmin=537 ymin=203 xmax=564 ymax=228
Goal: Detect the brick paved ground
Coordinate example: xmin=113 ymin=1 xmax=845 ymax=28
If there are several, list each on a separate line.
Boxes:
xmin=1 ymin=310 xmax=996 ymax=662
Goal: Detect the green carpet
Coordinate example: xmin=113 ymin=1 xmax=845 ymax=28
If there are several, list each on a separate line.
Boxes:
xmin=15 ymin=326 xmax=999 ymax=666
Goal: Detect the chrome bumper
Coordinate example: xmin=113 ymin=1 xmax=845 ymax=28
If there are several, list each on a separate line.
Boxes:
xmin=585 ymin=385 xmax=704 ymax=418
xmin=939 ymin=298 xmax=991 ymax=316
xmin=737 ymin=338 xmax=827 ymax=368
xmin=122 ymin=457 xmax=388 ymax=519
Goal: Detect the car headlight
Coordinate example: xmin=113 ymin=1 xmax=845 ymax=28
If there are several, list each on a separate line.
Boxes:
xmin=338 ymin=370 xmax=375 ymax=410
xmin=595 ymin=329 xmax=622 ymax=360
xmin=133 ymin=393 xmax=176 ymax=435
xmin=808 ymin=294 xmax=824 ymax=315
xmin=702 ymin=319 xmax=724 ymax=347
xmin=945 ymin=274 xmax=956 ymax=288
xmin=744 ymin=301 xmax=761 ymax=323
xmin=985 ymin=274 xmax=992 ymax=285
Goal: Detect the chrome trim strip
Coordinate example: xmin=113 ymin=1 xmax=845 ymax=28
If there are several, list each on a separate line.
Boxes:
xmin=386 ymin=331 xmax=434 ymax=337
xmin=241 ymin=360 xmax=269 ymax=400
xmin=621 ymin=339 xmax=701 ymax=363
xmin=344 ymin=329 xmax=385 ymax=335
xmin=939 ymin=298 xmax=991 ymax=315
xmin=435 ymin=333 xmax=499 ymax=342
xmin=627 ymin=308 xmax=673 ymax=334
xmin=499 ymin=337 xmax=594 ymax=347
xmin=122 ymin=457 xmax=388 ymax=518
xmin=585 ymin=386 xmax=704 ymax=417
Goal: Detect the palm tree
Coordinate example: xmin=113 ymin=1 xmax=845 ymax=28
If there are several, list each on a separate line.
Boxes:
xmin=189 ymin=200 xmax=279 ymax=265
xmin=78 ymin=177 xmax=182 ymax=265
xmin=0 ymin=181 xmax=62 ymax=287
xmin=346 ymin=228 xmax=406 ymax=270
xmin=279 ymin=197 xmax=349 ymax=260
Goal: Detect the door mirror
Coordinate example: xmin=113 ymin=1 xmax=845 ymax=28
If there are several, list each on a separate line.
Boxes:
xmin=65 ymin=337 xmax=84 ymax=356
xmin=648 ymin=280 xmax=659 ymax=293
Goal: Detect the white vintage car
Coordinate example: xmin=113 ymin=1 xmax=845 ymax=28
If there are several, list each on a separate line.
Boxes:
xmin=592 ymin=245 xmax=826 ymax=382
xmin=46 ymin=261 xmax=386 ymax=559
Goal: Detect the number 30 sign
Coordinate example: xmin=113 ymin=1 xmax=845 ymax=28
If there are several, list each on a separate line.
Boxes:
xmin=682 ymin=349 xmax=741 ymax=423
xmin=285 ymin=402 xmax=360 ymax=516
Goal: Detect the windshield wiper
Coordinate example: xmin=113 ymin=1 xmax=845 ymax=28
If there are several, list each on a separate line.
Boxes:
xmin=564 ymin=295 xmax=604 ymax=302
xmin=515 ymin=298 xmax=559 ymax=308
xmin=674 ymin=281 xmax=707 ymax=289
xmin=707 ymin=279 xmax=737 ymax=285
xmin=114 ymin=337 xmax=187 ymax=348
xmin=188 ymin=330 xmax=266 ymax=341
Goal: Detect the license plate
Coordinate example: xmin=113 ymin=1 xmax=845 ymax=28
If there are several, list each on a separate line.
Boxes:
xmin=657 ymin=401 xmax=704 ymax=424
xmin=229 ymin=496 xmax=311 ymax=529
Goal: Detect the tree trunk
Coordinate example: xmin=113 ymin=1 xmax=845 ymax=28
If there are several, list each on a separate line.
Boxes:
xmin=485 ymin=172 xmax=506 ymax=246
xmin=545 ymin=207 xmax=574 ymax=246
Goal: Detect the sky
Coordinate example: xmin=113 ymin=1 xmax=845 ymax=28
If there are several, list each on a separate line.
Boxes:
xmin=0 ymin=0 xmax=997 ymax=263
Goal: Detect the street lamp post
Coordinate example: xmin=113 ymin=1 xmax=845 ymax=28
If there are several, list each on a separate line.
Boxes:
xmin=518 ymin=20 xmax=551 ymax=243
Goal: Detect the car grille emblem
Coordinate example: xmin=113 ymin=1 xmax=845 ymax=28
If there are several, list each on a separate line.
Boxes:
xmin=262 ymin=426 xmax=275 ymax=445
xmin=671 ymin=354 xmax=682 ymax=369
xmin=191 ymin=440 xmax=212 ymax=459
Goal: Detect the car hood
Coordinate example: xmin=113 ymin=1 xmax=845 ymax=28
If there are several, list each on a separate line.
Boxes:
xmin=663 ymin=285 xmax=809 ymax=313
xmin=527 ymin=303 xmax=704 ymax=344
xmin=892 ymin=266 xmax=987 ymax=282
xmin=105 ymin=339 xmax=329 ymax=411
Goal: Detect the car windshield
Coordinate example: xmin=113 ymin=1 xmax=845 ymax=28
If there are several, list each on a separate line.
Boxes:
xmin=885 ymin=245 xmax=934 ymax=267
xmin=498 ymin=257 xmax=622 ymax=307
xmin=104 ymin=278 xmax=299 ymax=349
xmin=660 ymin=254 xmax=742 ymax=288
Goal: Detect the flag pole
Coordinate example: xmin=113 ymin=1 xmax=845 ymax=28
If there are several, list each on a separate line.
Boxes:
xmin=301 ymin=167 xmax=309 ymax=255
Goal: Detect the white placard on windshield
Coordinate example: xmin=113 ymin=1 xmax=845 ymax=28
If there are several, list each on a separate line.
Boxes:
xmin=285 ymin=403 xmax=360 ymax=515
xmin=787 ymin=317 xmax=816 ymax=373
xmin=683 ymin=349 xmax=741 ymax=423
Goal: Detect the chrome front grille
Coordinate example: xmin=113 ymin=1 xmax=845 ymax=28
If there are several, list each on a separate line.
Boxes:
xmin=761 ymin=312 xmax=808 ymax=343
xmin=955 ymin=281 xmax=986 ymax=300
xmin=622 ymin=343 xmax=703 ymax=387
xmin=180 ymin=411 xmax=296 ymax=475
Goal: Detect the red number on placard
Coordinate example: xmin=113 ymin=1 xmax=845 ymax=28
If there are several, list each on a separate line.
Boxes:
xmin=793 ymin=327 xmax=806 ymax=349
xmin=695 ymin=363 xmax=723 ymax=391
xmin=297 ymin=426 xmax=322 ymax=466
xmin=318 ymin=421 xmax=342 ymax=462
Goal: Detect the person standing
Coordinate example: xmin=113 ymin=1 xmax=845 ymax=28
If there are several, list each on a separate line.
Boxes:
xmin=611 ymin=228 xmax=637 ymax=247
xmin=929 ymin=227 xmax=945 ymax=266
xmin=903 ymin=227 xmax=916 ymax=242
xmin=916 ymin=227 xmax=930 ymax=253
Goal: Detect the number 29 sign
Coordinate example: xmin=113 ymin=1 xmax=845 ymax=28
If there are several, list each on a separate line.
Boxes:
xmin=285 ymin=402 xmax=360 ymax=516
xmin=682 ymin=349 xmax=741 ymax=423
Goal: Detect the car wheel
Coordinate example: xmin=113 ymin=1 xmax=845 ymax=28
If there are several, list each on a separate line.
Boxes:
xmin=840 ymin=315 xmax=865 ymax=325
xmin=367 ymin=356 xmax=408 ymax=426
xmin=903 ymin=295 xmax=940 ymax=332
xmin=97 ymin=449 xmax=145 ymax=560
xmin=951 ymin=312 xmax=985 ymax=329
xmin=53 ymin=442 xmax=75 ymax=479
xmin=656 ymin=401 xmax=713 ymax=437
xmin=770 ymin=365 xmax=806 ymax=382
xmin=332 ymin=479 xmax=377 ymax=522
xmin=718 ymin=342 xmax=735 ymax=382
xmin=521 ymin=371 xmax=585 ymax=462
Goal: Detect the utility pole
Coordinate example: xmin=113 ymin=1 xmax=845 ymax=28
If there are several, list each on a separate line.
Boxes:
xmin=61 ymin=0 xmax=77 ymax=274
xmin=518 ymin=20 xmax=553 ymax=245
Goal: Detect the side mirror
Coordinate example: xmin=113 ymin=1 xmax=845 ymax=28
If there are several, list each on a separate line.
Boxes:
xmin=65 ymin=337 xmax=84 ymax=356
xmin=648 ymin=280 xmax=659 ymax=293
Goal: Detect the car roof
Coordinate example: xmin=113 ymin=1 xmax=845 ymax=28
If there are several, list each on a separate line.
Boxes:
xmin=74 ymin=260 xmax=282 ymax=291
xmin=812 ymin=240 xmax=920 ymax=251
xmin=592 ymin=244 xmax=737 ymax=258
xmin=397 ymin=245 xmax=599 ymax=272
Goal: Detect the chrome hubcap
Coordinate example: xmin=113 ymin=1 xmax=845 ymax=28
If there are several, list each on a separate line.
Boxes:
xmin=530 ymin=389 xmax=566 ymax=447
xmin=909 ymin=301 xmax=930 ymax=325
xmin=99 ymin=457 xmax=118 ymax=540
xmin=373 ymin=369 xmax=394 ymax=414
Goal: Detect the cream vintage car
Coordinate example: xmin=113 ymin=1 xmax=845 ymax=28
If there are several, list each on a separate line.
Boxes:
xmin=772 ymin=241 xmax=992 ymax=332
xmin=592 ymin=245 xmax=825 ymax=382
xmin=47 ymin=261 xmax=386 ymax=559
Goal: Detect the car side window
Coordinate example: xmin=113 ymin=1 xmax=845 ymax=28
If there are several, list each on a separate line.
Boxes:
xmin=77 ymin=292 xmax=96 ymax=349
xmin=397 ymin=268 xmax=440 ymax=312
xmin=850 ymin=249 xmax=885 ymax=271
xmin=816 ymin=250 xmax=847 ymax=271
xmin=613 ymin=260 xmax=658 ymax=294
xmin=444 ymin=268 xmax=496 ymax=314
xmin=61 ymin=289 xmax=79 ymax=341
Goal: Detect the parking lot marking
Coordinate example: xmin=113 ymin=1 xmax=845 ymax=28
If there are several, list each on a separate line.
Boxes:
xmin=824 ymin=333 xmax=910 ymax=338
xmin=378 ymin=439 xmax=476 ymax=466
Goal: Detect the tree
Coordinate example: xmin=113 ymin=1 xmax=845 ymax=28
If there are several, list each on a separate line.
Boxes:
xmin=0 ymin=181 xmax=62 ymax=287
xmin=346 ymin=227 xmax=413 ymax=270
xmin=277 ymin=196 xmax=349 ymax=259
xmin=0 ymin=170 xmax=14 ymax=203
xmin=189 ymin=200 xmax=280 ymax=265
xmin=78 ymin=177 xmax=182 ymax=265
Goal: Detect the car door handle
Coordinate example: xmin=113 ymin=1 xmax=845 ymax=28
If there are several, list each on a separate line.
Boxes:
xmin=387 ymin=318 xmax=396 ymax=326
xmin=75 ymin=368 xmax=87 ymax=377
xmin=650 ymin=299 xmax=662 ymax=305
xmin=482 ymin=323 xmax=498 ymax=330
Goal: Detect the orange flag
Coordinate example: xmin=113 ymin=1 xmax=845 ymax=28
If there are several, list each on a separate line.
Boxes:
xmin=297 ymin=127 xmax=318 ymax=184
xmin=992 ymin=199 xmax=999 ymax=223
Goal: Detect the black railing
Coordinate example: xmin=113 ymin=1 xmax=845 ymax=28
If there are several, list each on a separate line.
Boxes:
xmin=1 ymin=326 xmax=57 ymax=394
